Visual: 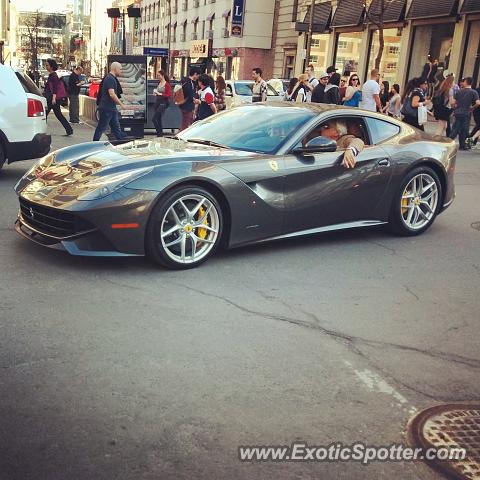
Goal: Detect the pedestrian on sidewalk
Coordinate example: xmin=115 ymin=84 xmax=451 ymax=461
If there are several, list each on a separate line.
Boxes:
xmin=304 ymin=63 xmax=319 ymax=102
xmin=401 ymin=77 xmax=428 ymax=131
xmin=343 ymin=75 xmax=362 ymax=107
xmin=44 ymin=58 xmax=73 ymax=136
xmin=215 ymin=75 xmax=227 ymax=112
xmin=359 ymin=69 xmax=381 ymax=112
xmin=194 ymin=73 xmax=217 ymax=121
xmin=152 ymin=70 xmax=171 ymax=137
xmin=311 ymin=72 xmax=329 ymax=103
xmin=432 ymin=75 xmax=454 ymax=136
xmin=251 ymin=67 xmax=268 ymax=103
xmin=450 ymin=77 xmax=480 ymax=150
xmin=93 ymin=62 xmax=127 ymax=142
xmin=178 ymin=67 xmax=200 ymax=131
xmin=68 ymin=66 xmax=85 ymax=124
xmin=324 ymin=73 xmax=341 ymax=105
xmin=385 ymin=84 xmax=401 ymax=118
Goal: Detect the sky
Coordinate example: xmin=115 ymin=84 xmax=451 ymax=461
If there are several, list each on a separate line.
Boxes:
xmin=12 ymin=0 xmax=69 ymax=13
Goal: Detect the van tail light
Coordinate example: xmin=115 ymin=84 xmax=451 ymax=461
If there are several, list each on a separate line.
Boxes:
xmin=27 ymin=99 xmax=45 ymax=117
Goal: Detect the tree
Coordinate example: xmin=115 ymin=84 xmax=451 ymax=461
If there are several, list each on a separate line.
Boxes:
xmin=363 ymin=0 xmax=397 ymax=71
xmin=23 ymin=10 xmax=42 ymax=75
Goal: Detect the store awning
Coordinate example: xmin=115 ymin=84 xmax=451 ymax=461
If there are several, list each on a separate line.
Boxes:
xmin=461 ymin=0 xmax=480 ymax=14
xmin=367 ymin=0 xmax=406 ymax=23
xmin=406 ymin=0 xmax=457 ymax=19
xmin=181 ymin=19 xmax=187 ymax=26
xmin=207 ymin=12 xmax=215 ymax=21
xmin=222 ymin=9 xmax=231 ymax=18
xmin=331 ymin=0 xmax=365 ymax=27
xmin=191 ymin=16 xmax=198 ymax=23
xmin=295 ymin=1 xmax=331 ymax=33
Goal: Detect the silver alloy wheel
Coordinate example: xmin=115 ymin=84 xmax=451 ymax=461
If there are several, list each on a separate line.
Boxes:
xmin=160 ymin=193 xmax=220 ymax=264
xmin=401 ymin=173 xmax=438 ymax=230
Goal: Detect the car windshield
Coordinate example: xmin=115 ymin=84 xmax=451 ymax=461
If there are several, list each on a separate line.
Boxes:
xmin=235 ymin=82 xmax=254 ymax=96
xmin=178 ymin=105 xmax=315 ymax=154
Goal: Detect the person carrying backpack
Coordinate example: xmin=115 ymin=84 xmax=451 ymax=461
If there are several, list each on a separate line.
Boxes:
xmin=93 ymin=62 xmax=127 ymax=141
xmin=176 ymin=67 xmax=200 ymax=131
xmin=44 ymin=58 xmax=73 ymax=136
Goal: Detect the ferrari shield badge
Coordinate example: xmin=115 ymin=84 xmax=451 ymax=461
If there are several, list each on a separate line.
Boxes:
xmin=269 ymin=160 xmax=279 ymax=172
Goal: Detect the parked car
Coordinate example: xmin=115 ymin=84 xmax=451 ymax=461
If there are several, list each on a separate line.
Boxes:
xmin=14 ymin=103 xmax=456 ymax=269
xmin=0 ymin=65 xmax=51 ymax=171
xmin=59 ymin=73 xmax=90 ymax=96
xmin=225 ymin=80 xmax=281 ymax=109
xmin=268 ymin=78 xmax=290 ymax=96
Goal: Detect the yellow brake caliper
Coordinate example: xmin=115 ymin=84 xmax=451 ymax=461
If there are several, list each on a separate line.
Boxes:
xmin=196 ymin=206 xmax=208 ymax=240
xmin=401 ymin=188 xmax=410 ymax=216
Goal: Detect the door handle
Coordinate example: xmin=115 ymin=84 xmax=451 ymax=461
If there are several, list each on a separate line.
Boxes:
xmin=378 ymin=158 xmax=390 ymax=166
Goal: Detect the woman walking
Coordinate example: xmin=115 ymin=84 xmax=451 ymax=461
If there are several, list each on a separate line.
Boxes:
xmin=401 ymin=77 xmax=428 ymax=130
xmin=44 ymin=58 xmax=73 ymax=136
xmin=343 ymin=75 xmax=362 ymax=107
xmin=385 ymin=84 xmax=401 ymax=118
xmin=152 ymin=70 xmax=171 ymax=137
xmin=215 ymin=75 xmax=227 ymax=112
xmin=380 ymin=81 xmax=390 ymax=110
xmin=432 ymin=75 xmax=454 ymax=136
xmin=283 ymin=78 xmax=298 ymax=101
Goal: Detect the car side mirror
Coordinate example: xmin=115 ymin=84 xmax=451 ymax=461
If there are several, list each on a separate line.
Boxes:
xmin=292 ymin=136 xmax=337 ymax=155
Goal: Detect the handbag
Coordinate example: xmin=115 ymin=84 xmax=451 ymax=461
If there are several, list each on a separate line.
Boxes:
xmin=418 ymin=105 xmax=428 ymax=126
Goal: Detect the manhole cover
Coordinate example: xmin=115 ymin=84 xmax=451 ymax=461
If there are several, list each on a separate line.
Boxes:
xmin=408 ymin=403 xmax=480 ymax=479
xmin=472 ymin=222 xmax=480 ymax=231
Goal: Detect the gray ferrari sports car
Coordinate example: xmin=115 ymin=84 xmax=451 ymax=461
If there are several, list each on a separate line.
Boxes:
xmin=14 ymin=103 xmax=456 ymax=269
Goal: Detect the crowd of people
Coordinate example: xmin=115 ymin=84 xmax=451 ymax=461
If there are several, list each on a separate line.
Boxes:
xmin=39 ymin=56 xmax=480 ymax=151
xmin=283 ymin=62 xmax=480 ymax=151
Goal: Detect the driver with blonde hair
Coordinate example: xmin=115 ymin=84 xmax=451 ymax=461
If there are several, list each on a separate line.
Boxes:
xmin=310 ymin=120 xmax=365 ymax=169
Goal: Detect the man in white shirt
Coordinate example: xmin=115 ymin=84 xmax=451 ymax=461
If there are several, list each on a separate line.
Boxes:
xmin=360 ymin=69 xmax=382 ymax=112
xmin=304 ymin=63 xmax=319 ymax=102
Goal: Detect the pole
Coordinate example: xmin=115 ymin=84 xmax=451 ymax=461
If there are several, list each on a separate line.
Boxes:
xmin=122 ymin=9 xmax=126 ymax=55
xmin=304 ymin=0 xmax=315 ymax=71
xmin=167 ymin=0 xmax=172 ymax=77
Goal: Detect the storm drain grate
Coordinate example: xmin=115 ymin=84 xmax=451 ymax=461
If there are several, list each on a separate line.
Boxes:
xmin=408 ymin=404 xmax=480 ymax=480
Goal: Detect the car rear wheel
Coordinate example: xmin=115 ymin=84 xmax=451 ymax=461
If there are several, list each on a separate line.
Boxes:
xmin=146 ymin=186 xmax=223 ymax=269
xmin=388 ymin=166 xmax=442 ymax=236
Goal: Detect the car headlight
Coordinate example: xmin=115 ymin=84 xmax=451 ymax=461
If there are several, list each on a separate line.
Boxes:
xmin=77 ymin=166 xmax=154 ymax=201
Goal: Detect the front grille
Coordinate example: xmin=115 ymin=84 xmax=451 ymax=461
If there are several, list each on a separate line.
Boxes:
xmin=19 ymin=197 xmax=95 ymax=239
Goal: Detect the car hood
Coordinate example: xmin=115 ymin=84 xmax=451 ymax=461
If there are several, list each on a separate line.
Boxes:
xmin=16 ymin=137 xmax=255 ymax=206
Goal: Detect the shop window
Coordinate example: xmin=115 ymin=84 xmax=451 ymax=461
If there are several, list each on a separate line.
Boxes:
xmin=335 ymin=32 xmax=362 ymax=75
xmin=284 ymin=54 xmax=295 ymax=79
xmin=311 ymin=33 xmax=331 ymax=72
xmin=407 ymin=23 xmax=455 ymax=82
xmin=461 ymin=20 xmax=480 ymax=87
xmin=367 ymin=28 xmax=402 ymax=86
xmin=311 ymin=38 xmax=320 ymax=47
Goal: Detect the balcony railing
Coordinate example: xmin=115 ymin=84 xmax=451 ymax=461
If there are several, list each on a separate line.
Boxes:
xmin=206 ymin=29 xmax=214 ymax=39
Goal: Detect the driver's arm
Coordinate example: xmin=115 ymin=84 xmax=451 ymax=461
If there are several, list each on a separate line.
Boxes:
xmin=338 ymin=135 xmax=364 ymax=169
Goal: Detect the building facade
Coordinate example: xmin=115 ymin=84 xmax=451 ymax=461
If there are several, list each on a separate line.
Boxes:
xmin=138 ymin=0 xmax=275 ymax=79
xmin=270 ymin=0 xmax=480 ymax=89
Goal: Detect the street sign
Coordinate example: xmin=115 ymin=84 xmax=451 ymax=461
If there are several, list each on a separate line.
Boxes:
xmin=143 ymin=47 xmax=169 ymax=57
xmin=231 ymin=0 xmax=244 ymax=37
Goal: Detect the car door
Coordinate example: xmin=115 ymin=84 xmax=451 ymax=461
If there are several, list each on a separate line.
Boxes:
xmin=282 ymin=115 xmax=393 ymax=234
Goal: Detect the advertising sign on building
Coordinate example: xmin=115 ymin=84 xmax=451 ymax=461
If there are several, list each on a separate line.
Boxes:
xmin=190 ymin=40 xmax=210 ymax=58
xmin=231 ymin=0 xmax=244 ymax=37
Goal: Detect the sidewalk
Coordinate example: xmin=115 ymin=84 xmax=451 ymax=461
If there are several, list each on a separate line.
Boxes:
xmin=47 ymin=114 xmax=96 ymax=151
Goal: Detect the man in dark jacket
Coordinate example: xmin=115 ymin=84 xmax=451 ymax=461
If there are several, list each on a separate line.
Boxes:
xmin=323 ymin=73 xmax=341 ymax=105
xmin=180 ymin=67 xmax=200 ymax=131
xmin=68 ymin=66 xmax=85 ymax=123
xmin=311 ymin=71 xmax=329 ymax=103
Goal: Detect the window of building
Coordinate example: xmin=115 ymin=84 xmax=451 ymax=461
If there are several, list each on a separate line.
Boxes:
xmin=461 ymin=20 xmax=480 ymax=87
xmin=334 ymin=32 xmax=363 ymax=75
xmin=310 ymin=55 xmax=318 ymax=63
xmin=310 ymin=33 xmax=331 ymax=72
xmin=284 ymin=54 xmax=295 ymax=79
xmin=368 ymin=28 xmax=402 ymax=86
xmin=407 ymin=23 xmax=455 ymax=82
xmin=311 ymin=38 xmax=320 ymax=47
xmin=202 ymin=20 xmax=205 ymax=39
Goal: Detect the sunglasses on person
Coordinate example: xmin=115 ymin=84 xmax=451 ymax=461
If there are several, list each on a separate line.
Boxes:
xmin=351 ymin=77 xmax=359 ymax=82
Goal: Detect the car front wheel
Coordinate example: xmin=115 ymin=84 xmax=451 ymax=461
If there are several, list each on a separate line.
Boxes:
xmin=388 ymin=167 xmax=442 ymax=236
xmin=146 ymin=186 xmax=223 ymax=269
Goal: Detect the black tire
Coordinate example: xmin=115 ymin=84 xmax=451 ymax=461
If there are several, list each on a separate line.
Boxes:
xmin=388 ymin=166 xmax=442 ymax=236
xmin=145 ymin=185 xmax=223 ymax=269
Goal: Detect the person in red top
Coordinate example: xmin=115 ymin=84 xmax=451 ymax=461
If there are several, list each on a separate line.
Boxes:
xmin=44 ymin=58 xmax=73 ymax=136
xmin=152 ymin=70 xmax=172 ymax=136
xmin=194 ymin=74 xmax=217 ymax=121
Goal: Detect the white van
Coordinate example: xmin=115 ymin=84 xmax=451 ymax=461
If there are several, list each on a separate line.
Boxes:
xmin=0 ymin=65 xmax=51 ymax=170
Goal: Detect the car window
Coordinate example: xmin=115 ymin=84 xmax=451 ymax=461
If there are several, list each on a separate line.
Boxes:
xmin=226 ymin=84 xmax=233 ymax=95
xmin=178 ymin=105 xmax=315 ymax=154
xmin=365 ymin=117 xmax=400 ymax=144
xmin=267 ymin=84 xmax=279 ymax=96
xmin=301 ymin=116 xmax=370 ymax=148
xmin=15 ymin=72 xmax=42 ymax=96
xmin=234 ymin=82 xmax=253 ymax=96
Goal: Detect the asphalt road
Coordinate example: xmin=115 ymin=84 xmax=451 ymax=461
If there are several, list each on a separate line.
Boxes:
xmin=0 ymin=120 xmax=479 ymax=480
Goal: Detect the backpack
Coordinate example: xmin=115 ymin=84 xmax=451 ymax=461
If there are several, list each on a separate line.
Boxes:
xmin=174 ymin=83 xmax=186 ymax=105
